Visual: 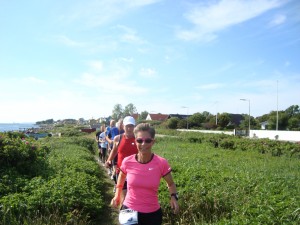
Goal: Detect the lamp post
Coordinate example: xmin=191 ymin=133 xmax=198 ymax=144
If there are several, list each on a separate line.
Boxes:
xmin=240 ymin=99 xmax=251 ymax=137
xmin=214 ymin=101 xmax=219 ymax=125
xmin=276 ymin=80 xmax=279 ymax=131
xmin=182 ymin=106 xmax=189 ymax=129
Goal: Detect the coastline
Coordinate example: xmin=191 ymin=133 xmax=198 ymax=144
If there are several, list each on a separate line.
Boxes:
xmin=0 ymin=123 xmax=39 ymax=132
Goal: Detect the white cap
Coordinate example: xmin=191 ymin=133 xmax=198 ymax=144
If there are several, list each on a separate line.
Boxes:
xmin=123 ymin=116 xmax=135 ymax=126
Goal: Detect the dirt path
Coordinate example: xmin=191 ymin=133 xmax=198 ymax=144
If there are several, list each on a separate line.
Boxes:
xmin=95 ymin=156 xmax=119 ymax=225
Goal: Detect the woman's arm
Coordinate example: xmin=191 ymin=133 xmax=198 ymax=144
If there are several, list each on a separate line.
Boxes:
xmin=164 ymin=173 xmax=179 ymax=214
xmin=111 ymin=171 xmax=126 ymax=208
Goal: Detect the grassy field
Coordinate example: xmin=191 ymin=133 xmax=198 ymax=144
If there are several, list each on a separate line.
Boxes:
xmin=1 ymin=129 xmax=299 ymax=224
xmin=154 ymin=133 xmax=300 ymax=224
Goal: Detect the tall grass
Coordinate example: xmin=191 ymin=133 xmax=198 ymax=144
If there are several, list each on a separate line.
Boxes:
xmin=154 ymin=135 xmax=300 ymax=224
xmin=0 ymin=136 xmax=108 ymax=225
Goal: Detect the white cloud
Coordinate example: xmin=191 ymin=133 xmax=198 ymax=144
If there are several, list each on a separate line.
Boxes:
xmin=53 ymin=35 xmax=86 ymax=47
xmin=139 ymin=67 xmax=157 ymax=78
xmin=120 ymin=57 xmax=134 ymax=63
xmin=197 ymin=83 xmax=225 ymax=90
xmin=74 ymin=61 xmax=148 ymax=94
xmin=61 ymin=0 xmax=162 ymax=27
xmin=116 ymin=25 xmax=146 ymax=45
xmin=126 ymin=0 xmax=162 ymax=7
xmin=86 ymin=60 xmax=104 ymax=72
xmin=269 ymin=14 xmax=286 ymax=27
xmin=23 ymin=76 xmax=46 ymax=84
xmin=177 ymin=0 xmax=285 ymax=41
xmin=216 ymin=62 xmax=236 ymax=73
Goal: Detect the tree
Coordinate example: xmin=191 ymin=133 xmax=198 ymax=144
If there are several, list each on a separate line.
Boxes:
xmin=140 ymin=111 xmax=148 ymax=120
xmin=285 ymin=105 xmax=300 ymax=117
xmin=218 ymin=113 xmax=231 ymax=129
xmin=111 ymin=104 xmax=123 ymax=120
xmin=167 ymin=117 xmax=180 ymax=129
xmin=177 ymin=119 xmax=187 ymax=129
xmin=188 ymin=113 xmax=206 ymax=128
xmin=288 ymin=117 xmax=300 ymax=130
xmin=239 ymin=115 xmax=260 ymax=130
xmin=257 ymin=113 xmax=269 ymax=123
xmin=202 ymin=111 xmax=213 ymax=122
xmin=205 ymin=116 xmax=217 ymax=129
xmin=36 ymin=119 xmax=54 ymax=124
xmin=268 ymin=111 xmax=289 ymax=130
xmin=123 ymin=103 xmax=137 ymax=117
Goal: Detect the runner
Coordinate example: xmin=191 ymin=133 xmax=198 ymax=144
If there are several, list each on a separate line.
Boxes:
xmin=111 ymin=123 xmax=179 ymax=225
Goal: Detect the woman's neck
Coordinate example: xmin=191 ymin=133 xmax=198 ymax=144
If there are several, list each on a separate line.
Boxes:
xmin=124 ymin=132 xmax=134 ymax=138
xmin=137 ymin=152 xmax=153 ymax=163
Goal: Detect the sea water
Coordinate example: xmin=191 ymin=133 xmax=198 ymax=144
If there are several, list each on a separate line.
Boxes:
xmin=0 ymin=123 xmax=39 ymax=132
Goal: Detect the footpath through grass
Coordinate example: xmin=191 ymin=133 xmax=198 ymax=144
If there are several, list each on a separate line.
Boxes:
xmin=1 ymin=130 xmax=299 ymax=224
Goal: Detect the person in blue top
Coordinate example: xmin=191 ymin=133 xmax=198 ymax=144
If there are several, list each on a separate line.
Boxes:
xmin=99 ymin=125 xmax=108 ymax=164
xmin=106 ymin=119 xmax=119 ymax=149
xmin=106 ymin=119 xmax=120 ymax=185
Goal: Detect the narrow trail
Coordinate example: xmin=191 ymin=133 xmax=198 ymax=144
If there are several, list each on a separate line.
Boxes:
xmin=95 ymin=155 xmax=119 ymax=225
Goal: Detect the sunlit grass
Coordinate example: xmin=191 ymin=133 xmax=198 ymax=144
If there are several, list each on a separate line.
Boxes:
xmin=155 ymin=136 xmax=300 ymax=224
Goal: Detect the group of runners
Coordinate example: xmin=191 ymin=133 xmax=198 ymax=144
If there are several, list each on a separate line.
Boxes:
xmin=95 ymin=116 xmax=179 ymax=225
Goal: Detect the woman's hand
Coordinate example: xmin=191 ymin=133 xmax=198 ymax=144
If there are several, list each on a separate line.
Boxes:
xmin=170 ymin=198 xmax=179 ymax=214
xmin=110 ymin=196 xmax=120 ymax=208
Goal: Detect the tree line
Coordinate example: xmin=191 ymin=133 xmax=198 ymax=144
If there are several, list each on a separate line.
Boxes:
xmin=112 ymin=103 xmax=300 ymax=131
xmin=36 ymin=103 xmax=300 ymax=131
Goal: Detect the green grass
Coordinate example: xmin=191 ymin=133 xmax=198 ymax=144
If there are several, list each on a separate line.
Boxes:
xmin=0 ymin=135 xmax=112 ymax=225
xmin=154 ymin=136 xmax=300 ymax=224
xmin=1 ymin=130 xmax=299 ymax=224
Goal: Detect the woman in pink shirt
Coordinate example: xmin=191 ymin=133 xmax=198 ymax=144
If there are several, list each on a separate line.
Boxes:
xmin=111 ymin=123 xmax=179 ymax=225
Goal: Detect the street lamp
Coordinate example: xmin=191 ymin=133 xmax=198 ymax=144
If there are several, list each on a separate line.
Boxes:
xmin=181 ymin=106 xmax=189 ymax=129
xmin=276 ymin=80 xmax=279 ymax=131
xmin=240 ymin=99 xmax=250 ymax=137
xmin=214 ymin=101 xmax=219 ymax=125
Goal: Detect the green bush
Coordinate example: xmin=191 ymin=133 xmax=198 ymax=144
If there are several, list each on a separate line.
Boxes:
xmin=0 ymin=133 xmax=107 ymax=225
xmin=0 ymin=132 xmax=50 ymax=176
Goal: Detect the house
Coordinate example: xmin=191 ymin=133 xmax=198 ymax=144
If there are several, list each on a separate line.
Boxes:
xmin=63 ymin=119 xmax=77 ymax=124
xmin=77 ymin=118 xmax=87 ymax=125
xmin=146 ymin=113 xmax=169 ymax=121
xmin=229 ymin=114 xmax=244 ymax=126
xmin=169 ymin=114 xmax=188 ymax=120
xmin=81 ymin=128 xmax=96 ymax=133
xmin=260 ymin=121 xmax=268 ymax=130
xmin=90 ymin=123 xmax=101 ymax=130
xmin=89 ymin=118 xmax=98 ymax=126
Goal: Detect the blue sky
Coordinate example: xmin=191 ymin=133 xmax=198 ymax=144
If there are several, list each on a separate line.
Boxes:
xmin=1 ymin=0 xmax=299 ymax=123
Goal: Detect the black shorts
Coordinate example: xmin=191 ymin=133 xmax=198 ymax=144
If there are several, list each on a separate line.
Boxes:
xmin=101 ymin=148 xmax=107 ymax=156
xmin=121 ymin=205 xmax=162 ymax=225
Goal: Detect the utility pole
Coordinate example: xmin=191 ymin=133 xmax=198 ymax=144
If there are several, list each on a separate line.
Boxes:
xmin=181 ymin=106 xmax=189 ymax=129
xmin=240 ymin=99 xmax=251 ymax=137
xmin=276 ymin=80 xmax=279 ymax=131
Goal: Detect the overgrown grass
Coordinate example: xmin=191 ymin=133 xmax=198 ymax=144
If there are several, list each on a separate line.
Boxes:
xmin=0 ymin=134 xmax=111 ymax=225
xmin=154 ymin=135 xmax=300 ymax=224
xmin=1 ymin=129 xmax=299 ymax=224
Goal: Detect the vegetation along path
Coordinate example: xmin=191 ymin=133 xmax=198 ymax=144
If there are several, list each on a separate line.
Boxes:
xmin=0 ymin=129 xmax=299 ymax=224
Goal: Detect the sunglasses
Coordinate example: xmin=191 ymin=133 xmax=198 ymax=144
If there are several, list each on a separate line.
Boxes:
xmin=136 ymin=138 xmax=153 ymax=144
